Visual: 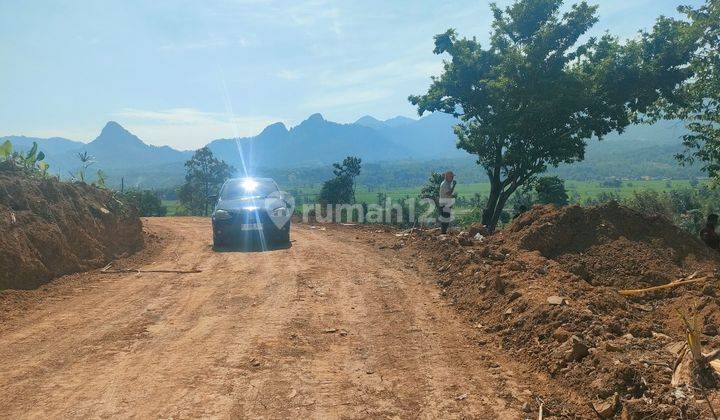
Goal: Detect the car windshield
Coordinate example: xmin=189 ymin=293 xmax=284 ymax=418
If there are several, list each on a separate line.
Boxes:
xmin=220 ymin=179 xmax=278 ymax=199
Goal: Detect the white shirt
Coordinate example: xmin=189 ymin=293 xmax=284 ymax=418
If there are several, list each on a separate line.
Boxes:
xmin=439 ymin=179 xmax=454 ymax=199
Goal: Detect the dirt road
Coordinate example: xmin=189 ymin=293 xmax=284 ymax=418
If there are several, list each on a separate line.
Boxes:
xmin=0 ymin=217 xmax=525 ymax=418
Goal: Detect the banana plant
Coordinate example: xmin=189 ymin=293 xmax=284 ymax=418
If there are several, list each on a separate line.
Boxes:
xmin=95 ymin=169 xmax=107 ymax=188
xmin=0 ymin=140 xmax=12 ymax=160
xmin=37 ymin=161 xmax=50 ymax=177
xmin=17 ymin=142 xmax=46 ymax=169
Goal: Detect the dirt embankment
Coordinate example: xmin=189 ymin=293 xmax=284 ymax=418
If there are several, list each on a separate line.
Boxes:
xmin=0 ymin=170 xmax=143 ymax=290
xmin=410 ymin=202 xmax=720 ymax=418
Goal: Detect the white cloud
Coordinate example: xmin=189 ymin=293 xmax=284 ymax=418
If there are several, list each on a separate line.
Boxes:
xmin=114 ymin=108 xmax=282 ymax=150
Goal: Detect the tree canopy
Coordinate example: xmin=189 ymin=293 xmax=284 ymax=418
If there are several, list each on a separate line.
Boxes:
xmin=319 ymin=156 xmax=363 ymax=205
xmin=178 ymin=147 xmax=234 ymax=216
xmin=409 ymin=0 xmax=694 ymax=230
xmin=667 ymin=0 xmax=720 ymax=182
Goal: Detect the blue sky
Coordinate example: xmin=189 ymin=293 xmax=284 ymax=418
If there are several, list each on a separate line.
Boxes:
xmin=0 ymin=0 xmax=702 ymax=150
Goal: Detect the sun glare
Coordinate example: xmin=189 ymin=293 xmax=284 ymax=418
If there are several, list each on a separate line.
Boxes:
xmin=241 ymin=178 xmax=258 ymax=191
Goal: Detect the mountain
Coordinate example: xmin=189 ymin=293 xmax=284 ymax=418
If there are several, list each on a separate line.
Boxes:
xmin=0 ymin=135 xmax=84 ymax=155
xmin=79 ymin=121 xmax=193 ymax=168
xmin=1 ymin=115 xmax=700 ymax=189
xmin=354 ymin=113 xmax=463 ymax=159
xmin=354 ymin=115 xmax=387 ymax=130
xmin=207 ymin=111 xmax=465 ymax=172
xmin=207 ymin=113 xmax=413 ymax=171
xmin=2 ymin=122 xmax=192 ymax=186
xmin=355 ymin=115 xmax=415 ymax=129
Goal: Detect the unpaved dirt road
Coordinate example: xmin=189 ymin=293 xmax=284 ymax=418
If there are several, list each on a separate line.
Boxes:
xmin=0 ymin=217 xmax=526 ymax=418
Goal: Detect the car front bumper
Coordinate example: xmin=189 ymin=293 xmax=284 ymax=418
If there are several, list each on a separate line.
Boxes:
xmin=212 ymin=210 xmax=289 ymax=245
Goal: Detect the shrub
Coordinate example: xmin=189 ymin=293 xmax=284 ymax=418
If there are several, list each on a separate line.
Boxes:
xmin=121 ymin=190 xmax=167 ymax=216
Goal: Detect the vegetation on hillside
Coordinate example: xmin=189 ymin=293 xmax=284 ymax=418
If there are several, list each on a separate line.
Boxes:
xmin=0 ymin=140 xmax=49 ymax=176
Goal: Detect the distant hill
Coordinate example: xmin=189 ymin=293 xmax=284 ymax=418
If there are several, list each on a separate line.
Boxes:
xmin=207 ymin=113 xmax=418 ymax=171
xmin=1 ymin=122 xmax=192 ymax=186
xmin=1 ymin=135 xmax=85 ymax=156
xmin=0 ymin=115 xmax=702 ymax=189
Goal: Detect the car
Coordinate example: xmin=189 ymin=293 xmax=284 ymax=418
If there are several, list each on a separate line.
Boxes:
xmin=210 ymin=177 xmax=291 ymax=249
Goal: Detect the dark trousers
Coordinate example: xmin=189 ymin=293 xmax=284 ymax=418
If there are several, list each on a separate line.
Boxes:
xmin=440 ymin=207 xmax=451 ymax=234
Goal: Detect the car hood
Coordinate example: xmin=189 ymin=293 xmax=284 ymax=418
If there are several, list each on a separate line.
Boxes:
xmin=215 ymin=196 xmax=286 ymax=212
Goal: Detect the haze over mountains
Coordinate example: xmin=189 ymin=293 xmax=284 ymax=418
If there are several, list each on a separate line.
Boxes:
xmin=1 ymin=112 xmax=698 ymax=188
xmin=2 ymin=113 xmax=464 ymax=185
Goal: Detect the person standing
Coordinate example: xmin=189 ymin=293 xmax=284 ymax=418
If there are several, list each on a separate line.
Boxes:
xmin=438 ymin=171 xmax=456 ymax=234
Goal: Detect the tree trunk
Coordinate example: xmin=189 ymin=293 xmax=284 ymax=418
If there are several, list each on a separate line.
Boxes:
xmin=482 ymin=177 xmax=520 ymax=232
xmin=482 ymin=174 xmax=502 ymax=231
xmin=489 ymin=191 xmax=511 ymax=231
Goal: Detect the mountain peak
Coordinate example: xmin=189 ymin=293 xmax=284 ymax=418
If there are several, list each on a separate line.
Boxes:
xmin=356 ymin=115 xmax=381 ymax=123
xmin=307 ymin=113 xmax=324 ymax=122
xmin=383 ymin=115 xmax=415 ymax=128
xmin=295 ymin=113 xmax=327 ymax=130
xmin=354 ymin=115 xmax=387 ymax=130
xmin=100 ymin=121 xmax=127 ymax=134
xmin=91 ymin=121 xmax=145 ymax=147
xmin=259 ymin=122 xmax=288 ymax=137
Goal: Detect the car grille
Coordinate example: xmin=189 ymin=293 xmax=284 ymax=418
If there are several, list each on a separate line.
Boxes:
xmin=219 ymin=208 xmax=271 ymax=224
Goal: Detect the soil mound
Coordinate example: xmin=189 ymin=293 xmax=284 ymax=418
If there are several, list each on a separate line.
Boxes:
xmin=0 ymin=170 xmax=143 ymax=289
xmin=508 ymin=202 xmax=716 ymax=288
xmin=408 ymin=203 xmax=720 ymax=418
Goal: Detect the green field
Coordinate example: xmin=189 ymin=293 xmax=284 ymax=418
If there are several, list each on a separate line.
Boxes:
xmin=161 ymin=200 xmax=184 ymax=216
xmin=354 ymin=179 xmax=699 ymax=204
xmin=162 ymin=179 xmax=702 ymax=216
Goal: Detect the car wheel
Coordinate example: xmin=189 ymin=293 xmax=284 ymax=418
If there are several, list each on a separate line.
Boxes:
xmin=213 ymin=236 xmax=224 ymax=250
xmin=279 ymin=225 xmax=290 ymax=244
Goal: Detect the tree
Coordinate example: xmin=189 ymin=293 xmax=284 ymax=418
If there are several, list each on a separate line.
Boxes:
xmin=668 ymin=1 xmax=720 ymax=183
xmin=178 ymin=147 xmax=234 ymax=216
xmin=332 ymin=156 xmax=362 ymax=202
xmin=319 ymin=156 xmax=362 ymax=204
xmin=121 ymin=190 xmax=168 ymax=216
xmin=535 ymin=176 xmax=569 ymax=206
xmin=333 ymin=156 xmax=362 ymax=178
xmin=319 ymin=176 xmax=354 ymax=205
xmin=409 ymin=0 xmax=693 ymax=231
xmin=420 ymin=171 xmax=444 ymax=208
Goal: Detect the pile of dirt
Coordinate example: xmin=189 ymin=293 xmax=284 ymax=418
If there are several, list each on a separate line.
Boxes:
xmin=0 ymin=169 xmax=143 ymax=290
xmin=506 ymin=202 xmax=716 ymax=288
xmin=408 ymin=202 xmax=720 ymax=418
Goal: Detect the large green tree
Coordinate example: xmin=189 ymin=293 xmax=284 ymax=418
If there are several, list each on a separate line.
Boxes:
xmin=668 ymin=1 xmax=720 ymax=182
xmin=410 ymin=0 xmax=693 ymax=231
xmin=179 ymin=147 xmax=234 ymax=216
xmin=320 ymin=156 xmax=362 ymax=204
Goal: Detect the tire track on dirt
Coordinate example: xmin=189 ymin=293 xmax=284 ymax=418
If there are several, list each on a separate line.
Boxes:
xmin=0 ymin=217 xmax=523 ymax=418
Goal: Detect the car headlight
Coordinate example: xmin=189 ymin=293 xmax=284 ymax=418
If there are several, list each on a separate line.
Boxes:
xmin=271 ymin=207 xmax=288 ymax=217
xmin=213 ymin=209 xmax=232 ymax=220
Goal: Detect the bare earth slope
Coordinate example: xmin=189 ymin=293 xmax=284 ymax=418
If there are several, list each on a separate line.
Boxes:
xmin=0 ymin=218 xmax=524 ymax=418
xmin=0 ymin=170 xmax=143 ymax=290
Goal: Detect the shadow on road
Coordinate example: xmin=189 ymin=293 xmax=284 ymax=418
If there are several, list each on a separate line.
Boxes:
xmin=212 ymin=241 xmax=293 ymax=253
